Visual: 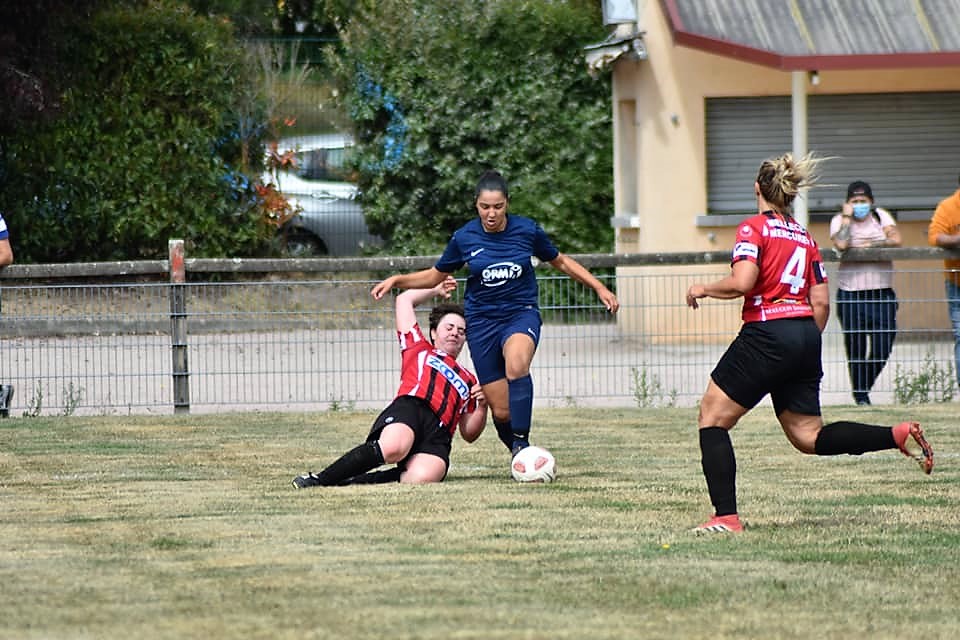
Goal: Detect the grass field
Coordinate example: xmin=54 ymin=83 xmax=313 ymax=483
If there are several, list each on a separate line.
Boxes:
xmin=2 ymin=406 xmax=958 ymax=639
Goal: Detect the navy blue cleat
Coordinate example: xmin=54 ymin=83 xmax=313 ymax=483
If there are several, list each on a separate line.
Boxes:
xmin=510 ymin=439 xmax=530 ymax=458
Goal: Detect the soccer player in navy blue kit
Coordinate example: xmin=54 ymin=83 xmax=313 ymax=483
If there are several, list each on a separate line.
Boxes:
xmin=685 ymin=153 xmax=934 ymax=533
xmin=371 ymin=170 xmax=618 ymax=463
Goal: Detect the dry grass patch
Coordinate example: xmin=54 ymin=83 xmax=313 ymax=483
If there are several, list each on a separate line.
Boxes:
xmin=1 ymin=406 xmax=957 ymax=639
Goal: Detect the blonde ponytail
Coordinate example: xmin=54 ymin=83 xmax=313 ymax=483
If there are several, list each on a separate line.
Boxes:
xmin=756 ymin=152 xmax=825 ymax=213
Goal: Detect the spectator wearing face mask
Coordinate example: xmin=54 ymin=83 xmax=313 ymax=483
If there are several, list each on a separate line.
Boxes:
xmin=829 ymin=181 xmax=901 ymax=405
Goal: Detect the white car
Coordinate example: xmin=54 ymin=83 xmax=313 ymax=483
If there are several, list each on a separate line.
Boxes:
xmin=265 ymin=133 xmax=381 ymax=256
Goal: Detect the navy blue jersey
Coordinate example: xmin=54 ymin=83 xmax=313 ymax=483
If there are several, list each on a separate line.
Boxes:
xmin=435 ymin=215 xmax=560 ymax=318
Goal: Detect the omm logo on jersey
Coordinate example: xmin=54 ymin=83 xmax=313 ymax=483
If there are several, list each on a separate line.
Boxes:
xmin=481 ymin=262 xmax=522 ymax=287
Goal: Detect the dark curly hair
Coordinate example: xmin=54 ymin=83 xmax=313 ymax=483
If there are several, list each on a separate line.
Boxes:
xmin=428 ymin=302 xmax=466 ymax=343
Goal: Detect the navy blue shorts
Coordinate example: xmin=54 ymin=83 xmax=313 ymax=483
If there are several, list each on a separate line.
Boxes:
xmin=711 ymin=317 xmax=822 ymax=416
xmin=367 ymin=396 xmax=453 ymax=471
xmin=466 ymin=307 xmax=542 ymax=384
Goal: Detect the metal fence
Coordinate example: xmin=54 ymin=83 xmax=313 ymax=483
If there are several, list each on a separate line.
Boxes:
xmin=0 ymin=248 xmax=957 ymax=417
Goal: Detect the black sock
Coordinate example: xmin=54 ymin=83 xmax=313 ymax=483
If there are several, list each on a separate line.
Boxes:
xmin=700 ymin=427 xmax=737 ymax=516
xmin=814 ymin=421 xmax=896 ymax=456
xmin=318 ymin=441 xmax=385 ymax=486
xmin=343 ymin=467 xmax=403 ymax=485
xmin=493 ymin=418 xmax=514 ymax=451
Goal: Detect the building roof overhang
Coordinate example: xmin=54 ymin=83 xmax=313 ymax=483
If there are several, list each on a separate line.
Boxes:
xmin=660 ymin=0 xmax=960 ymax=71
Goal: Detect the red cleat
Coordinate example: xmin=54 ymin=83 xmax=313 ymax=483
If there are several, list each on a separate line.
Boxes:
xmin=692 ymin=513 xmax=743 ymax=534
xmin=892 ymin=422 xmax=934 ymax=475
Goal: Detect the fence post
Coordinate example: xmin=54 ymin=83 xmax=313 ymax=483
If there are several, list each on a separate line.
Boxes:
xmin=169 ymin=239 xmax=190 ymax=414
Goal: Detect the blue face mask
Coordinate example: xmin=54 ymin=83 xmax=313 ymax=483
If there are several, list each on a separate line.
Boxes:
xmin=852 ymin=202 xmax=872 ymax=220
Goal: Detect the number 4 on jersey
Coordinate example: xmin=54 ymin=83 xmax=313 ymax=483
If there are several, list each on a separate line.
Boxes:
xmin=779 ymin=246 xmax=807 ymax=294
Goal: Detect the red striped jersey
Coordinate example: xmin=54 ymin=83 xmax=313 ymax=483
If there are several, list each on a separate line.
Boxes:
xmin=732 ymin=211 xmax=828 ymax=323
xmin=395 ymin=323 xmax=478 ymax=434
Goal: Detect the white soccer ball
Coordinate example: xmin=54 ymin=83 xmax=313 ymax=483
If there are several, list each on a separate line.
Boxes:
xmin=511 ymin=445 xmax=556 ymax=483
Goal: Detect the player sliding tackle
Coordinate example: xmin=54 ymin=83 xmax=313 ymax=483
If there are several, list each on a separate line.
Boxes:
xmin=292 ymin=277 xmax=487 ymax=487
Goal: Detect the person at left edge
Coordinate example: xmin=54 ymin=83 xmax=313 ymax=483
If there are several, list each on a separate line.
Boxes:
xmin=292 ymin=277 xmax=487 ymax=487
xmin=371 ymin=169 xmax=619 ymax=460
xmin=0 ymin=210 xmax=14 ymax=417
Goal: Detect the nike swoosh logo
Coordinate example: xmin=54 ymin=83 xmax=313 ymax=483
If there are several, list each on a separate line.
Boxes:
xmin=470 ymin=248 xmax=485 ymax=257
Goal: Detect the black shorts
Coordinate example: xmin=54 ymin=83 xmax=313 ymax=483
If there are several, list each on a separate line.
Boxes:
xmin=366 ymin=395 xmax=453 ymax=471
xmin=711 ymin=317 xmax=822 ymax=416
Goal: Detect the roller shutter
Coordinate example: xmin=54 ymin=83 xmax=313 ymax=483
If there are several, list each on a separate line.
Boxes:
xmin=705 ymin=92 xmax=960 ymax=214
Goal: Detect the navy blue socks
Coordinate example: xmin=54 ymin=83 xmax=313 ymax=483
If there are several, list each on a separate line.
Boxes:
xmin=507 ymin=375 xmax=534 ymax=452
xmin=493 ymin=417 xmax=515 ymax=451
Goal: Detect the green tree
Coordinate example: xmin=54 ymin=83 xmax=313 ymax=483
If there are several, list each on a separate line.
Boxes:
xmin=0 ymin=0 xmax=106 ymax=138
xmin=181 ymin=0 xmax=357 ymax=38
xmin=1 ymin=1 xmax=273 ymax=262
xmin=186 ymin=0 xmax=277 ymax=36
xmin=330 ymin=0 xmax=614 ymax=255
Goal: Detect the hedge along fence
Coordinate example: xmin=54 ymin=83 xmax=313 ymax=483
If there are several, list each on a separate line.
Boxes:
xmin=0 ymin=3 xmax=272 ymax=265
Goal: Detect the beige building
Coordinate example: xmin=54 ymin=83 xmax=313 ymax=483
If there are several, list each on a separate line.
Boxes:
xmin=587 ymin=0 xmax=960 ymax=341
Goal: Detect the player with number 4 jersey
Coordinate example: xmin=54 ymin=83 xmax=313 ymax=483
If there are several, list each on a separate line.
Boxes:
xmin=733 ymin=211 xmax=827 ymax=323
xmin=684 ymin=152 xmax=933 ymax=535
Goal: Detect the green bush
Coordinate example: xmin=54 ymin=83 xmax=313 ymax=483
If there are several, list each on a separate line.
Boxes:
xmin=0 ymin=1 xmax=273 ymax=262
xmin=330 ymin=0 xmax=614 ymax=256
xmin=893 ymin=351 xmax=956 ymax=404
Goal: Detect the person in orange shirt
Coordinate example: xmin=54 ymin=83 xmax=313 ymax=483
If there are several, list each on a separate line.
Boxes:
xmin=928 ymin=175 xmax=960 ymax=388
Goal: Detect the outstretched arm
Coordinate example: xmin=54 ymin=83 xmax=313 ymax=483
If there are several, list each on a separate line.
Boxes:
xmin=371 ymin=267 xmax=448 ymax=300
xmin=686 ymin=260 xmax=759 ymax=309
xmin=548 ymin=253 xmax=619 ymax=313
xmin=394 ymin=276 xmax=458 ymax=333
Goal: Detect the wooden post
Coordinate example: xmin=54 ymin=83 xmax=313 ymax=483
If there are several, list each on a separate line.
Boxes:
xmin=169 ymin=239 xmax=190 ymax=414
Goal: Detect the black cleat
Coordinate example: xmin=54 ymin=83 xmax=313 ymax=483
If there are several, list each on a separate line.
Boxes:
xmin=292 ymin=472 xmax=324 ymax=489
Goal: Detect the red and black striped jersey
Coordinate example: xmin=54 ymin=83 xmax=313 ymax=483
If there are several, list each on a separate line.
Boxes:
xmin=732 ymin=211 xmax=828 ymax=323
xmin=395 ymin=323 xmax=478 ymax=434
